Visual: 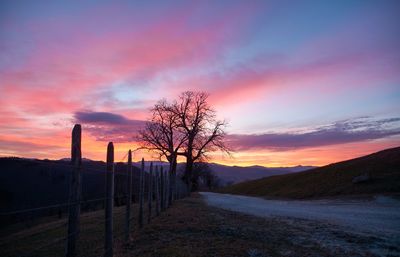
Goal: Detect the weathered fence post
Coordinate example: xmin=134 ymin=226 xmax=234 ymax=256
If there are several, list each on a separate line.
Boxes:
xmin=105 ymin=142 xmax=114 ymax=257
xmin=160 ymin=166 xmax=165 ymax=211
xmin=176 ymin=180 xmax=180 ymax=200
xmin=125 ymin=150 xmax=132 ymax=241
xmin=170 ymin=172 xmax=173 ymax=204
xmin=147 ymin=162 xmax=153 ymax=224
xmin=180 ymin=180 xmax=183 ymax=199
xmin=180 ymin=181 xmax=183 ymax=199
xmin=172 ymin=171 xmax=176 ymax=203
xmin=179 ymin=182 xmax=182 ymax=199
xmin=165 ymin=170 xmax=170 ymax=208
xmin=168 ymin=166 xmax=173 ymax=205
xmin=66 ymin=124 xmax=82 ymax=257
xmin=155 ymin=166 xmax=160 ymax=216
xmin=139 ymin=158 xmax=144 ymax=228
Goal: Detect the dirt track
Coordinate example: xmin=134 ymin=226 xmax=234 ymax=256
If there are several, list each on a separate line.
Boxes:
xmin=201 ymin=192 xmax=400 ymax=256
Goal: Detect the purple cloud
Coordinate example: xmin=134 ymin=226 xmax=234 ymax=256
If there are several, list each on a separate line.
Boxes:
xmin=227 ymin=117 xmax=400 ymax=150
xmin=74 ymin=111 xmax=145 ymax=126
xmin=74 ymin=111 xmax=146 ymax=142
xmin=74 ymin=112 xmax=400 ymax=149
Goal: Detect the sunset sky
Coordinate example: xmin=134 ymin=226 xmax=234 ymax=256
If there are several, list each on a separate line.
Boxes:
xmin=1 ymin=0 xmax=399 ymax=167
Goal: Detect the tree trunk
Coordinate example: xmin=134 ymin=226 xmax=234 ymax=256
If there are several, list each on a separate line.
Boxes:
xmin=184 ymin=156 xmax=194 ymax=192
xmin=169 ymin=154 xmax=177 ymax=203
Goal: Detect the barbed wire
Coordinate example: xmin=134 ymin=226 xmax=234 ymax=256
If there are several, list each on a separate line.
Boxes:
xmin=0 ymin=194 xmax=136 ymax=216
xmin=12 ymin=156 xmax=164 ymax=183
xmin=18 ymin=229 xmax=80 ymax=257
xmin=3 ymin=191 xmax=158 ymax=218
xmin=1 ymin=202 xmax=72 ymax=216
xmin=23 ymin=158 xmax=137 ymax=174
xmin=0 ymin=221 xmax=68 ymax=246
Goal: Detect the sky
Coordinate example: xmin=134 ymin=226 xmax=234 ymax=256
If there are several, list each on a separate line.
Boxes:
xmin=0 ymin=0 xmax=399 ymax=167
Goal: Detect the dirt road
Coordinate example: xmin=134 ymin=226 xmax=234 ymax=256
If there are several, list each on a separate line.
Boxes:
xmin=201 ymin=192 xmax=400 ymax=256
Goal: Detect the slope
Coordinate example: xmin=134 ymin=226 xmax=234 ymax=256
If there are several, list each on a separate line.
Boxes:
xmin=219 ymin=147 xmax=400 ymax=199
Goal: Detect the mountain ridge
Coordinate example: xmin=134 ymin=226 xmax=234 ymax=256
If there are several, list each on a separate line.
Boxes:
xmin=1 ymin=157 xmax=316 ymax=185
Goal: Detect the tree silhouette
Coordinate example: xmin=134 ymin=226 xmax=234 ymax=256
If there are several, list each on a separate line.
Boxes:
xmin=138 ymin=91 xmax=228 ymax=191
xmin=137 ymin=99 xmax=186 ymax=175
xmin=172 ymin=91 xmax=228 ymax=190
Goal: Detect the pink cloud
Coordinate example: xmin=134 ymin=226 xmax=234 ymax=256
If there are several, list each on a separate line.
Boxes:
xmin=1 ymin=1 xmax=260 ymax=116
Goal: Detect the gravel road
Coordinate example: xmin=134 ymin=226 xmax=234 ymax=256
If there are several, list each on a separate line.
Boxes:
xmin=200 ymin=192 xmax=400 ymax=239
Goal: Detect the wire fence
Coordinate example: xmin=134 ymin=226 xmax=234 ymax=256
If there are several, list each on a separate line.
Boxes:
xmin=0 ymin=124 xmax=190 ymax=257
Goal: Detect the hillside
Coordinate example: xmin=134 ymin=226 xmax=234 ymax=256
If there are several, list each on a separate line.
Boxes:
xmin=0 ymin=157 xmax=143 ymax=226
xmin=219 ymin=147 xmax=400 ymax=199
xmin=205 ymin=163 xmax=315 ymax=185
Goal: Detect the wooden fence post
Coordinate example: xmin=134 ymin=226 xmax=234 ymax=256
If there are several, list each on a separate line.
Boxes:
xmin=176 ymin=180 xmax=180 ymax=200
xmin=172 ymin=171 xmax=176 ymax=203
xmin=105 ymin=142 xmax=114 ymax=257
xmin=168 ymin=166 xmax=173 ymax=205
xmin=147 ymin=162 xmax=153 ymax=224
xmin=125 ymin=150 xmax=132 ymax=241
xmin=170 ymin=172 xmax=173 ymax=205
xmin=165 ymin=170 xmax=169 ymax=208
xmin=180 ymin=180 xmax=183 ymax=199
xmin=177 ymin=179 xmax=182 ymax=199
xmin=160 ymin=166 xmax=164 ymax=211
xmin=139 ymin=158 xmax=144 ymax=228
xmin=66 ymin=124 xmax=82 ymax=257
xmin=180 ymin=181 xmax=183 ymax=199
xmin=155 ymin=166 xmax=160 ymax=216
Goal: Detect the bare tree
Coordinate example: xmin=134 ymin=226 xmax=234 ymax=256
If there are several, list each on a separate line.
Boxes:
xmin=137 ymin=100 xmax=186 ymax=175
xmin=138 ymin=91 xmax=229 ymax=192
xmin=172 ymin=91 xmax=229 ymax=191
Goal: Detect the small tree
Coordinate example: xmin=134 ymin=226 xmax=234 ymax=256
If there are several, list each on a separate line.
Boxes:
xmin=192 ymin=162 xmax=221 ymax=190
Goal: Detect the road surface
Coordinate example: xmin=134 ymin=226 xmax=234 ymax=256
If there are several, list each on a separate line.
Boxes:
xmin=200 ymin=192 xmax=400 ymax=237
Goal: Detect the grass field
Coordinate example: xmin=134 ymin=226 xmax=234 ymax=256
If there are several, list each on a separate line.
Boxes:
xmin=1 ymin=203 xmax=129 ymax=257
xmin=218 ymin=147 xmax=400 ymax=199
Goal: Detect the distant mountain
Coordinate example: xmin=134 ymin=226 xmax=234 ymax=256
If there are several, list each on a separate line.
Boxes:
xmin=132 ymin=160 xmax=170 ymax=168
xmin=2 ymin=157 xmax=313 ymax=194
xmin=205 ymin=163 xmax=315 ymax=185
xmin=219 ymin=146 xmax=400 ymax=199
xmin=132 ymin=160 xmax=315 ymax=185
xmin=58 ymin=157 xmax=95 ymax=162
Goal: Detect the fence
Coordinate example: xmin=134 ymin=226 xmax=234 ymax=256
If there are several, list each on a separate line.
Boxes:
xmin=0 ymin=124 xmax=190 ymax=257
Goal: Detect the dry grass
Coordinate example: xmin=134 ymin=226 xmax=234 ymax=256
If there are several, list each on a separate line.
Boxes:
xmin=1 ymin=202 xmax=143 ymax=257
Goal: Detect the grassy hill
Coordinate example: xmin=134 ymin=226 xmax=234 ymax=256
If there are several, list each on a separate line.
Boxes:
xmin=218 ymin=147 xmax=400 ymax=199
